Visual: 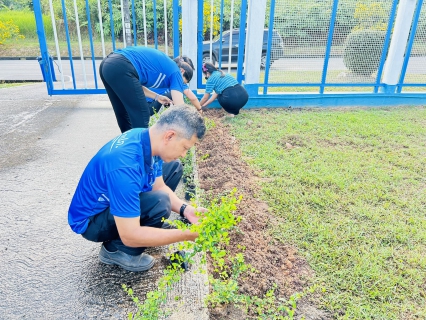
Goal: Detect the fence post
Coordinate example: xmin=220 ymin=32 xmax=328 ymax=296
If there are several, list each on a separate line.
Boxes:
xmin=236 ymin=0 xmax=248 ymax=83
xmin=381 ymin=0 xmax=417 ymax=93
xmin=182 ymin=0 xmax=198 ymax=91
xmin=244 ymin=0 xmax=267 ymax=96
xmin=33 ymin=0 xmax=54 ymax=95
xmin=197 ymin=0 xmax=204 ymax=89
xmin=122 ymin=0 xmax=132 ymax=47
xmin=173 ymin=0 xmax=180 ymax=58
xmin=397 ymin=0 xmax=424 ymax=93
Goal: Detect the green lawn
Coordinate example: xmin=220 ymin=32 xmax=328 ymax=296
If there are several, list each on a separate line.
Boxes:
xmin=261 ymin=71 xmax=426 ymax=93
xmin=0 ymin=82 xmax=37 ymax=89
xmin=228 ymin=107 xmax=426 ymax=319
xmin=0 ymin=37 xmax=174 ymax=57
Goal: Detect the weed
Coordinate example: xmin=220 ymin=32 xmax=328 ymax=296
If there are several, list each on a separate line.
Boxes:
xmin=204 ymin=116 xmax=216 ymax=131
xmin=200 ymin=153 xmax=210 ymax=160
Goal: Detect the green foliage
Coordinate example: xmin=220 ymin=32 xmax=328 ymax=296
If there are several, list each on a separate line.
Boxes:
xmin=0 ymin=19 xmax=24 ymax=43
xmin=0 ymin=0 xmax=32 ymax=11
xmin=271 ymin=0 xmax=392 ymax=46
xmin=181 ymin=146 xmax=195 ymax=185
xmin=198 ymin=0 xmax=242 ymax=38
xmin=343 ymin=29 xmax=385 ymax=76
xmin=124 ymin=191 xmax=243 ymax=319
xmin=124 ymin=189 xmax=313 ymax=319
xmin=0 ymin=9 xmax=52 ymax=39
xmin=204 ymin=116 xmax=216 ymax=131
xmin=94 ymin=0 xmax=179 ymax=42
xmin=34 ymin=0 xmax=100 ymax=40
xmin=27 ymin=0 xmax=243 ymax=43
xmin=148 ymin=105 xmax=166 ymax=127
xmin=272 ymin=0 xmax=358 ymax=46
xmin=353 ymin=1 xmax=388 ymax=31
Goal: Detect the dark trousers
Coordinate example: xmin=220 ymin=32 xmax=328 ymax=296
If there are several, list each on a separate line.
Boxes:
xmin=82 ymin=191 xmax=171 ymax=255
xmin=99 ymin=53 xmax=150 ymax=132
xmin=81 ymin=161 xmax=182 ymax=256
xmin=217 ymin=84 xmax=249 ymax=115
xmin=162 ymin=159 xmax=183 ymax=192
xmin=148 ymin=91 xmax=172 ymax=116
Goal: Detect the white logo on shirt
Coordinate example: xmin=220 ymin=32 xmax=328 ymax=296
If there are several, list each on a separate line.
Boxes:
xmin=110 ymin=132 xmax=128 ymax=151
xmin=151 ymin=73 xmax=166 ymax=88
xmin=98 ymin=194 xmax=110 ymax=202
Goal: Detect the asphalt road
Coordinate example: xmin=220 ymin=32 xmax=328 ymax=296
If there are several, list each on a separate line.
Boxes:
xmin=0 ymin=84 xmax=163 ymax=318
xmin=0 ymin=82 xmax=209 ymax=319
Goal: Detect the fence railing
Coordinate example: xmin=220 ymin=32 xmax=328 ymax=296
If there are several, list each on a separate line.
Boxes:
xmin=33 ymin=0 xmax=426 ymax=107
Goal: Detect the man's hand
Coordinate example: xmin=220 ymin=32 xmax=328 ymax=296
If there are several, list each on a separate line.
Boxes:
xmin=183 ymin=229 xmax=199 ymax=242
xmin=183 ymin=205 xmax=208 ymax=225
xmin=157 ymin=95 xmax=172 ymax=106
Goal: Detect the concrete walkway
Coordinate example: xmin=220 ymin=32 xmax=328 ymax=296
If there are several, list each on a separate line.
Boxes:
xmin=0 ymin=83 xmax=208 ymax=319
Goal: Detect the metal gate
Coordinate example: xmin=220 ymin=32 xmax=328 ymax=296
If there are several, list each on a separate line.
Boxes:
xmin=33 ymin=0 xmax=426 ymax=107
xmin=33 ymin=0 xmax=181 ymax=95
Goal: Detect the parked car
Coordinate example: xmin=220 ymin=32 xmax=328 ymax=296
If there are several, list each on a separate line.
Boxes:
xmin=202 ymin=29 xmax=284 ymax=69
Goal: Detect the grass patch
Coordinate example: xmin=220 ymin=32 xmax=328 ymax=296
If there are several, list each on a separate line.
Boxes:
xmin=0 ymin=9 xmax=53 ymax=38
xmin=0 ymin=81 xmax=38 ymax=89
xmin=260 ymin=71 xmax=426 ymax=93
xmin=0 ymin=37 xmax=174 ymax=58
xmin=229 ymin=107 xmax=426 ymax=319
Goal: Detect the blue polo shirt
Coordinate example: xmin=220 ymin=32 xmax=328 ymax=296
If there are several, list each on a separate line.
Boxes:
xmin=115 ymin=47 xmax=185 ymax=92
xmin=68 ymin=129 xmax=163 ymax=234
xmin=205 ymin=71 xmax=238 ymax=94
xmin=146 ymin=84 xmax=190 ymax=102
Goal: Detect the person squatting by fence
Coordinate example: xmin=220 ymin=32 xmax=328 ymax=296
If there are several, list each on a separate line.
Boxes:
xmin=200 ymin=62 xmax=249 ymax=116
xmin=146 ymin=56 xmax=202 ymax=116
xmin=68 ymin=105 xmax=208 ymax=272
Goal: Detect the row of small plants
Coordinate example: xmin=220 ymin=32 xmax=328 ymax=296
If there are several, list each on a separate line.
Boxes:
xmin=180 ymin=115 xmax=216 ymax=201
xmin=138 ymin=110 xmax=309 ymax=318
xmin=123 ymin=189 xmax=313 ymax=319
xmin=181 ymin=146 xmax=196 ymax=201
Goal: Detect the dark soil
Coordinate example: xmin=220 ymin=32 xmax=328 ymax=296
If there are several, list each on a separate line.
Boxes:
xmin=196 ymin=109 xmax=331 ymax=320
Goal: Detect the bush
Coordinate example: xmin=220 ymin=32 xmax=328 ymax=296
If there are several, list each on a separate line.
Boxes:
xmin=0 ymin=19 xmax=24 ymax=44
xmin=0 ymin=9 xmax=52 ymax=39
xmin=343 ymin=29 xmax=386 ymax=76
xmin=272 ymin=0 xmax=358 ymax=46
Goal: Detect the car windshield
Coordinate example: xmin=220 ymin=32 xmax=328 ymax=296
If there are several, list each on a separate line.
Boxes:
xmin=212 ymin=30 xmax=234 ymax=42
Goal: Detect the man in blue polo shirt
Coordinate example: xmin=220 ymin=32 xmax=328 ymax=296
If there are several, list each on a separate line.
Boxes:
xmin=68 ymin=105 xmax=207 ymax=272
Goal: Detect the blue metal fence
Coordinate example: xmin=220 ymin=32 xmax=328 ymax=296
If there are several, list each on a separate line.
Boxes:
xmin=33 ymin=0 xmax=426 ymax=107
xmin=33 ymin=0 xmax=181 ymax=95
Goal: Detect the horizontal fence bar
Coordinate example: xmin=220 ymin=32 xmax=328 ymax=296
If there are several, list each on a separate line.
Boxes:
xmin=195 ymin=92 xmax=426 ymax=109
xmin=50 ymin=89 xmax=107 ymax=95
xmin=253 ymin=83 xmax=386 ymax=87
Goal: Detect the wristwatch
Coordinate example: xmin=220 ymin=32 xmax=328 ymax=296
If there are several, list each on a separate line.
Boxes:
xmin=179 ymin=203 xmax=187 ymax=218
